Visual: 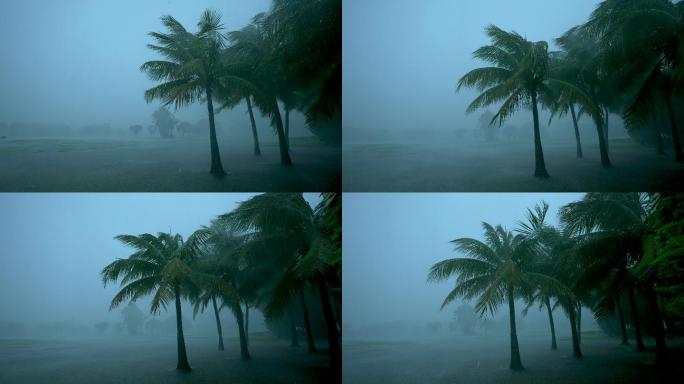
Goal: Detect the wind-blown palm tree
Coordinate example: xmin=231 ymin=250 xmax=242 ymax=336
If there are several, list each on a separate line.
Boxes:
xmin=458 ymin=25 xmax=595 ymax=178
xmin=221 ymin=193 xmax=341 ymax=376
xmin=227 ymin=16 xmax=293 ymax=165
xmin=580 ymin=0 xmax=684 ymax=162
xmin=141 ymin=10 xmax=235 ymax=175
xmin=560 ymin=193 xmax=668 ymax=364
xmin=101 ymin=231 xmax=208 ymax=371
xmin=428 ymin=222 xmax=563 ymax=371
xmin=263 ymin=0 xmax=342 ymax=145
xmin=553 ymin=27 xmax=613 ymax=167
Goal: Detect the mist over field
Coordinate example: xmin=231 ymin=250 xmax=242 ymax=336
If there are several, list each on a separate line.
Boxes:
xmin=0 ymin=0 xmax=341 ymax=191
xmin=342 ymin=0 xmax=684 ymax=191
xmin=0 ymin=193 xmax=341 ymax=384
xmin=342 ymin=193 xmax=684 ymax=384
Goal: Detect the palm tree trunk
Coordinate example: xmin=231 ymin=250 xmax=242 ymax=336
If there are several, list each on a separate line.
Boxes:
xmin=211 ymin=295 xmax=225 ymax=351
xmin=645 ymin=284 xmax=668 ymax=366
xmin=665 ymin=95 xmax=684 ymax=162
xmin=231 ymin=303 xmax=251 ymax=360
xmin=298 ymin=288 xmax=317 ymax=353
xmin=616 ymin=297 xmax=628 ymax=345
xmin=272 ymin=99 xmax=293 ymax=165
xmin=244 ymin=301 xmax=250 ymax=346
xmin=507 ymin=287 xmax=524 ymax=370
xmin=570 ymin=104 xmax=583 ymax=159
xmin=544 ymin=297 xmax=557 ymax=350
xmin=594 ymin=115 xmax=612 ymax=167
xmin=628 ymin=284 xmax=646 ymax=351
xmin=568 ymin=303 xmax=582 ymax=358
xmin=174 ymin=286 xmax=191 ymax=371
xmin=317 ymin=275 xmax=341 ymax=378
xmin=285 ymin=106 xmax=291 ymax=148
xmin=287 ymin=303 xmax=300 ymax=347
xmin=206 ymin=86 xmax=226 ymax=175
xmin=530 ymin=91 xmax=550 ymax=178
xmin=577 ymin=304 xmax=582 ymax=344
xmin=246 ymin=97 xmax=261 ymax=156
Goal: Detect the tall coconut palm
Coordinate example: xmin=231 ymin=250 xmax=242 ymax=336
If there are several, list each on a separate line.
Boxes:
xmin=581 ymin=0 xmax=684 ymax=162
xmin=214 ymin=69 xmax=262 ymax=157
xmin=141 ymin=10 xmax=233 ymax=175
xmin=554 ymin=27 xmax=614 ymax=167
xmin=227 ymin=16 xmax=293 ymax=165
xmin=221 ymin=193 xmax=341 ymax=376
xmin=199 ymin=221 xmax=257 ymax=360
xmin=458 ymin=25 xmax=595 ymax=178
xmin=101 ymin=230 xmax=209 ymax=371
xmin=263 ymin=0 xmax=342 ymax=145
xmin=560 ymin=193 xmax=668 ymax=364
xmin=428 ymin=222 xmax=564 ymax=371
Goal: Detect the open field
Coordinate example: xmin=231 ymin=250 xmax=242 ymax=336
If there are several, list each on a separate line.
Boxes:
xmin=343 ymin=140 xmax=684 ymax=191
xmin=343 ymin=334 xmax=683 ymax=384
xmin=0 ymin=334 xmax=331 ymax=384
xmin=0 ymin=137 xmax=340 ymax=191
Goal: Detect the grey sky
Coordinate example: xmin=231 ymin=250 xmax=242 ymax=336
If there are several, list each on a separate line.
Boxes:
xmin=0 ymin=0 xmax=278 ymax=128
xmin=342 ymin=193 xmax=584 ymax=328
xmin=0 ymin=193 xmax=320 ymax=325
xmin=343 ymin=0 xmax=603 ymax=139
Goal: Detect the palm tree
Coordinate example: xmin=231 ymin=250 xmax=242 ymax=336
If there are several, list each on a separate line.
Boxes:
xmin=428 ymin=222 xmax=563 ymax=371
xmin=516 ymin=202 xmax=560 ymax=350
xmin=141 ymin=10 xmax=232 ymax=175
xmin=546 ymin=52 xmax=586 ymax=159
xmin=101 ymin=231 xmax=208 ymax=371
xmin=199 ymin=221 xmax=255 ymax=360
xmin=221 ymin=193 xmax=341 ymax=375
xmin=553 ymin=27 xmax=613 ymax=167
xmin=580 ymin=0 xmax=684 ymax=162
xmin=263 ymin=0 xmax=342 ymax=145
xmin=227 ymin=16 xmax=293 ymax=165
xmin=560 ymin=193 xmax=668 ymax=364
xmin=458 ymin=25 xmax=595 ymax=178
xmin=214 ymin=70 xmax=262 ymax=157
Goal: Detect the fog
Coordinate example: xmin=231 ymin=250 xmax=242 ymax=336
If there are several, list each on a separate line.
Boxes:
xmin=343 ymin=0 xmax=619 ymax=142
xmin=0 ymin=1 xmax=343 ymax=192
xmin=0 ymin=0 xmax=310 ymax=138
xmin=0 ymin=193 xmax=318 ymax=329
xmin=341 ymin=0 xmax=684 ymax=192
xmin=343 ymin=193 xmax=597 ymax=338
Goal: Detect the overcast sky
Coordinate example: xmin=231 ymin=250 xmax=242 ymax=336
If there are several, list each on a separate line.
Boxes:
xmin=0 ymin=193 xmax=320 ymax=325
xmin=343 ymin=193 xmax=584 ymax=328
xmin=0 ymin=0 xmax=272 ymax=128
xmin=343 ymin=0 xmax=603 ymax=139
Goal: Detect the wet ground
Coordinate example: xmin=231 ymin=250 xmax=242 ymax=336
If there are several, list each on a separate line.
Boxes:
xmin=0 ymin=334 xmax=331 ymax=384
xmin=0 ymin=137 xmax=340 ymax=191
xmin=343 ymin=140 xmax=684 ymax=191
xmin=343 ymin=333 xmax=683 ymax=384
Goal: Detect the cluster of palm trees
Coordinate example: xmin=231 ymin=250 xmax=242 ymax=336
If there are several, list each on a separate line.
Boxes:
xmin=141 ymin=0 xmax=341 ymax=175
xmin=101 ymin=192 xmax=341 ymax=376
xmin=429 ymin=193 xmax=682 ymax=371
xmin=458 ymin=0 xmax=684 ymax=178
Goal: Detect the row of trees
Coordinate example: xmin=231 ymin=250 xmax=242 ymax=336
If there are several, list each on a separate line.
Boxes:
xmin=100 ymin=193 xmax=341 ymax=378
xmin=429 ymin=193 xmax=683 ymax=371
xmin=141 ymin=0 xmax=341 ymax=175
xmin=458 ymin=0 xmax=684 ymax=178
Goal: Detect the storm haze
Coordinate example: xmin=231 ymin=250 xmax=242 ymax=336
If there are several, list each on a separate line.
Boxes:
xmin=343 ymin=0 xmax=617 ymax=142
